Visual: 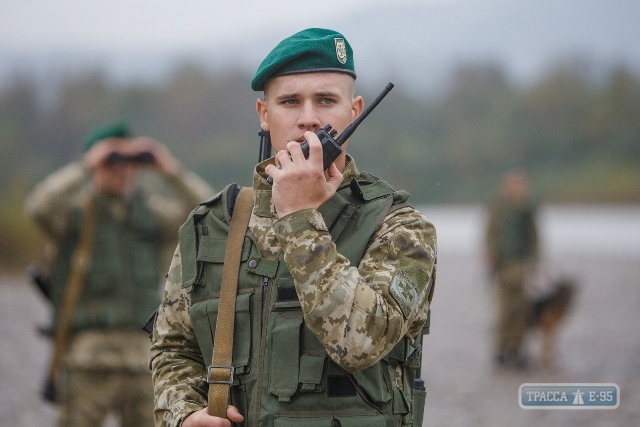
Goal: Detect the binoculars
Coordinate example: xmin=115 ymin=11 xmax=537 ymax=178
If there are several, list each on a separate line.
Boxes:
xmin=104 ymin=151 xmax=156 ymax=166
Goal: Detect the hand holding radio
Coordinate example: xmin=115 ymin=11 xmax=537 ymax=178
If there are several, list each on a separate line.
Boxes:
xmin=267 ymin=131 xmax=344 ymax=218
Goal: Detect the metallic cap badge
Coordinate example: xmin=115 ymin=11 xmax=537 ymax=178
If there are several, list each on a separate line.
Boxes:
xmin=334 ymin=38 xmax=347 ymax=64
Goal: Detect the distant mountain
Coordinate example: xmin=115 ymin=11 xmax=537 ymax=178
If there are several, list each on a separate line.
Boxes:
xmin=2 ymin=0 xmax=639 ymax=97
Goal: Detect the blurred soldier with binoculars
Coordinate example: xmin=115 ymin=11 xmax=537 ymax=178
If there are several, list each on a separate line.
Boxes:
xmin=25 ymin=121 xmax=214 ymax=427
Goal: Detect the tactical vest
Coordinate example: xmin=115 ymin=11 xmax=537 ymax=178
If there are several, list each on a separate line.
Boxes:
xmin=50 ymin=191 xmax=162 ymax=332
xmin=180 ymin=174 xmax=428 ymax=427
xmin=496 ymin=203 xmax=537 ymax=261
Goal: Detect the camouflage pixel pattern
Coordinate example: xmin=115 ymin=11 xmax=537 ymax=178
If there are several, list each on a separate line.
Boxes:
xmin=25 ymin=159 xmax=214 ymax=427
xmin=150 ymin=156 xmax=437 ymax=426
xmin=272 ymin=204 xmax=435 ymax=372
xmin=59 ymin=364 xmax=155 ymax=427
xmin=150 ymin=247 xmax=209 ymax=427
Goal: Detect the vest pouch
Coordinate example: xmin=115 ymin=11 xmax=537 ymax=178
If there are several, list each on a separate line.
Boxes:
xmin=412 ymin=389 xmax=426 ymax=427
xmin=336 ymin=414 xmax=387 ymax=427
xmin=349 ymin=361 xmax=393 ymax=410
xmin=189 ymin=291 xmax=253 ymax=374
xmin=269 ymin=315 xmax=304 ymax=401
xmin=197 ymin=235 xmax=252 ymax=263
xmin=298 ymin=353 xmax=326 ymax=392
xmin=187 ymin=235 xmax=254 ymax=293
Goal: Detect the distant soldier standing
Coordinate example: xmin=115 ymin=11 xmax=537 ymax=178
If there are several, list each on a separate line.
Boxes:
xmin=485 ymin=167 xmax=539 ymax=369
xmin=150 ymin=28 xmax=437 ymax=427
xmin=25 ymin=122 xmax=214 ymax=427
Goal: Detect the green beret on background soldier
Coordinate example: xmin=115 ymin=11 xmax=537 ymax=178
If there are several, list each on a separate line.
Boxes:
xmin=150 ymin=28 xmax=437 ymax=427
xmin=25 ymin=121 xmax=214 ymax=427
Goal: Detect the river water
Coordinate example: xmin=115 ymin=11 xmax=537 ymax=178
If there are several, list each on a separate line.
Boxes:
xmin=418 ymin=204 xmax=640 ymax=259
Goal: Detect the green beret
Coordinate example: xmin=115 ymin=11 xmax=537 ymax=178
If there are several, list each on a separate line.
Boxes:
xmin=251 ymin=28 xmax=356 ymax=91
xmin=83 ymin=121 xmax=132 ymax=152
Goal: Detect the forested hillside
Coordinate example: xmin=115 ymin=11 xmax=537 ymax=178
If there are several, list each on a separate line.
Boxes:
xmin=1 ymin=61 xmax=639 ymax=269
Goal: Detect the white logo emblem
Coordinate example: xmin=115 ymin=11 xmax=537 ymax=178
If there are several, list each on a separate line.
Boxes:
xmin=572 ymin=389 xmax=585 ymax=405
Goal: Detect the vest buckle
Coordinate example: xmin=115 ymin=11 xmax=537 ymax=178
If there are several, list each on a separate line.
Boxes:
xmin=206 ymin=365 xmax=235 ymax=384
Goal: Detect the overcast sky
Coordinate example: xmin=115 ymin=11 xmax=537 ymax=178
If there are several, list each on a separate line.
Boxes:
xmin=2 ymin=0 xmax=639 ymax=95
xmin=0 ymin=0 xmax=457 ymax=54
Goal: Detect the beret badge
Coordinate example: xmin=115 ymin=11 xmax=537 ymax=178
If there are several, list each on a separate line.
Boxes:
xmin=334 ymin=38 xmax=347 ymax=65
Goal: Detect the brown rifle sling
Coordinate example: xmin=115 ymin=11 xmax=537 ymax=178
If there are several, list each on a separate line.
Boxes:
xmin=207 ymin=187 xmax=254 ymax=418
xmin=46 ymin=195 xmax=98 ymax=389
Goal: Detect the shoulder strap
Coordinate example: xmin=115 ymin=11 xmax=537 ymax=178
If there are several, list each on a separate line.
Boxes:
xmin=224 ymin=183 xmax=241 ymax=218
xmin=207 ymin=186 xmax=254 ymax=418
xmin=44 ymin=194 xmax=98 ymax=401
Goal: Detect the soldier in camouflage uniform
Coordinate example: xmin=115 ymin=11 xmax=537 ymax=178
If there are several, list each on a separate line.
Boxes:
xmin=26 ymin=122 xmax=214 ymax=427
xmin=150 ymin=28 xmax=437 ymax=427
xmin=485 ymin=168 xmax=539 ymax=369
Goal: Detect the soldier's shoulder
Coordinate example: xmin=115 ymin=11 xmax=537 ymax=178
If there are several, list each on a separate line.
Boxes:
xmin=199 ymin=190 xmax=223 ymax=206
xmin=186 ymin=189 xmax=225 ymax=217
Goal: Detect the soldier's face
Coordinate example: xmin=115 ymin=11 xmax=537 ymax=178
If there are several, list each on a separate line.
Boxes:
xmin=501 ymin=171 xmax=529 ymax=204
xmin=256 ymin=72 xmax=363 ymax=156
xmin=93 ymin=158 xmax=137 ymax=195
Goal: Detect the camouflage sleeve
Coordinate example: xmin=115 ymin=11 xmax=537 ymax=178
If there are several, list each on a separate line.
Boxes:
xmin=149 ymin=244 xmax=208 ymax=427
xmin=24 ymin=162 xmax=89 ymax=241
xmin=273 ymin=206 xmax=437 ymax=373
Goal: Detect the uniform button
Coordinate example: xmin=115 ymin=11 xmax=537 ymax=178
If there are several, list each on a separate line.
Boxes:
xmin=248 ymin=259 xmax=258 ymax=268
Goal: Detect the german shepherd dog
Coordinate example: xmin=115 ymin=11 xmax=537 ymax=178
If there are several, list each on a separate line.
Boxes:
xmin=529 ymin=278 xmax=576 ymax=369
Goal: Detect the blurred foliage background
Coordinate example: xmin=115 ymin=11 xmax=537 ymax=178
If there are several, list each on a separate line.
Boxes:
xmin=1 ymin=60 xmax=639 ymax=271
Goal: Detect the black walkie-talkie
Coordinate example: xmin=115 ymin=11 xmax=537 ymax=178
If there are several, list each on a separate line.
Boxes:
xmin=266 ymin=82 xmax=394 ymax=184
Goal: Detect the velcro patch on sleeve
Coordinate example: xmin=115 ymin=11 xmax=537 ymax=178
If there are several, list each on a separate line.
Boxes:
xmin=389 ymin=262 xmax=428 ymax=319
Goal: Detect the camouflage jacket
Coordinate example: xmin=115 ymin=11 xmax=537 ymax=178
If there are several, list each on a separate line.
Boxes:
xmin=149 ymin=156 xmax=437 ymax=426
xmin=26 ymin=161 xmax=214 ymax=370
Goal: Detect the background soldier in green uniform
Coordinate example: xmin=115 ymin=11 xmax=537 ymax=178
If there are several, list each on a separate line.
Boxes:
xmin=485 ymin=167 xmax=539 ymax=369
xmin=150 ymin=28 xmax=437 ymax=427
xmin=25 ymin=122 xmax=214 ymax=427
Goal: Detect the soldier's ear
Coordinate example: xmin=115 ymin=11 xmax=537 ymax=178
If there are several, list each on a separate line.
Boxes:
xmin=351 ymin=96 xmax=364 ymax=122
xmin=256 ymin=98 xmax=269 ymax=131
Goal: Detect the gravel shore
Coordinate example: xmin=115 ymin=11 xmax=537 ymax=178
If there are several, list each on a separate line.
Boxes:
xmin=1 ymin=252 xmax=638 ymax=426
xmin=422 ymin=254 xmax=640 ymax=427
